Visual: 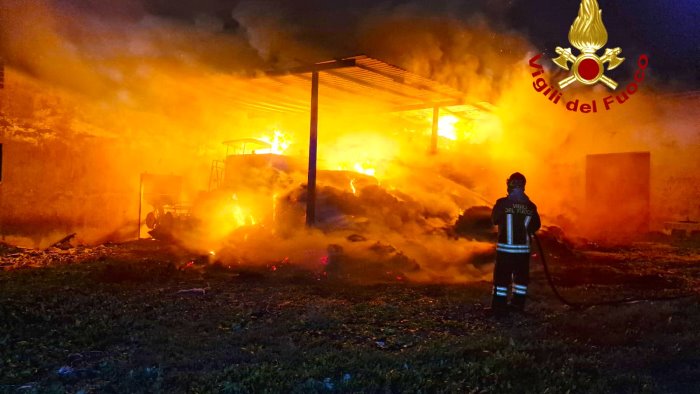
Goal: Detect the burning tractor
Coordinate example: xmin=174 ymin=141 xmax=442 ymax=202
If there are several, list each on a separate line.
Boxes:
xmin=195 ymin=138 xmax=302 ymax=230
xmin=140 ymin=137 xmax=302 ymax=241
xmin=139 ymin=173 xmax=195 ymax=240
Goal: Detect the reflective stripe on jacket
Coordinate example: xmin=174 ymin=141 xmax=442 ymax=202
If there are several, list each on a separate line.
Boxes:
xmin=491 ymin=194 xmax=541 ymax=254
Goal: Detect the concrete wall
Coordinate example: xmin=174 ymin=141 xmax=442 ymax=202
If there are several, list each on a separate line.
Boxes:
xmin=0 ymin=138 xmax=138 ymax=247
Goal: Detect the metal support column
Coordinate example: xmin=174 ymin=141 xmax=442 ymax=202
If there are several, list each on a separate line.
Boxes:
xmin=430 ymin=106 xmax=439 ymax=154
xmin=306 ymin=71 xmax=319 ymax=226
xmin=137 ymin=174 xmax=143 ymax=239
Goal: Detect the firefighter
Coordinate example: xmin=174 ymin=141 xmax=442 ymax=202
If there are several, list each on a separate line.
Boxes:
xmin=490 ymin=172 xmax=541 ymax=314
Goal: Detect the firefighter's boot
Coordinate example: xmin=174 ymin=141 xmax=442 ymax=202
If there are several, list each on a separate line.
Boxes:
xmin=510 ymin=283 xmax=527 ymax=312
xmin=490 ymin=285 xmax=509 ymax=316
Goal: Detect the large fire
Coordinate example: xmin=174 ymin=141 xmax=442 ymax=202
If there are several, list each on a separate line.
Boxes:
xmin=0 ymin=0 xmax=696 ymax=282
xmin=353 ymin=162 xmax=376 ymax=177
xmin=437 ymin=115 xmax=459 ymax=141
xmin=257 ymin=130 xmax=292 ymax=155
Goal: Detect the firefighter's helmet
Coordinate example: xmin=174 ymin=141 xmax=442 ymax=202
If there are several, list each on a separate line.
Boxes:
xmin=507 ymin=172 xmax=526 ymax=192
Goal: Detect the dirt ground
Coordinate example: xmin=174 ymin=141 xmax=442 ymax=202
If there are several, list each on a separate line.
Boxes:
xmin=0 ymin=238 xmax=699 ymax=393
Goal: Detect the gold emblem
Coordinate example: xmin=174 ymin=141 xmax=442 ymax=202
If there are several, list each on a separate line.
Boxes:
xmin=552 ymin=0 xmax=625 ymax=90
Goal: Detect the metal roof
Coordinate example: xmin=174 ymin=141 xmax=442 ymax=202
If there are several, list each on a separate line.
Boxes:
xmin=222 ymin=139 xmax=271 ymax=147
xmin=218 ymin=55 xmax=489 ymax=118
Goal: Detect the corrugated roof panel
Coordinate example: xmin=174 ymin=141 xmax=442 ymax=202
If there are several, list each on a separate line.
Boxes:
xmin=208 ymin=55 xmax=488 ymax=116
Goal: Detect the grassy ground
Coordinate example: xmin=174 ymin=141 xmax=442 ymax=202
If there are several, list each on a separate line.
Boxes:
xmin=0 ymin=240 xmax=699 ymax=393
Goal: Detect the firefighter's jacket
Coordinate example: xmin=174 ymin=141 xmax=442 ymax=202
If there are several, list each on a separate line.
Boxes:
xmin=491 ymin=193 xmax=541 ymax=254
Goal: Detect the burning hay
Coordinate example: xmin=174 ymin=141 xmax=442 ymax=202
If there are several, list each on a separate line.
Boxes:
xmin=0 ymin=0 xmax=698 ymax=392
xmin=0 ymin=0 xmax=698 ymax=264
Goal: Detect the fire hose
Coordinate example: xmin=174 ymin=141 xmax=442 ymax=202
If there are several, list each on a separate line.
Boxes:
xmin=531 ymin=233 xmax=695 ymax=309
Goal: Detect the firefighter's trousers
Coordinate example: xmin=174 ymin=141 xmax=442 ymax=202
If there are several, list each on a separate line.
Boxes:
xmin=492 ymin=251 xmax=530 ymax=310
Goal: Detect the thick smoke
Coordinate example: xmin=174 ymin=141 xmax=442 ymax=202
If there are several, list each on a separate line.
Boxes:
xmin=0 ymin=0 xmax=697 ymax=280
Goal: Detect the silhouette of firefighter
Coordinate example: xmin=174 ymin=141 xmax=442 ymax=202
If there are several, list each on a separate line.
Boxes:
xmin=490 ymin=172 xmax=541 ymax=314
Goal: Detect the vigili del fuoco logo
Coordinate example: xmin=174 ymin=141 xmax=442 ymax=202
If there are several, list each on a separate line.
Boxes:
xmin=528 ymin=0 xmax=649 ymax=113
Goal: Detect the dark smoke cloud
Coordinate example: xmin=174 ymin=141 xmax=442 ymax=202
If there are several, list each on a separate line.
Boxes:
xmin=4 ymin=0 xmax=694 ymax=89
xmin=0 ymin=0 xmax=697 ymax=262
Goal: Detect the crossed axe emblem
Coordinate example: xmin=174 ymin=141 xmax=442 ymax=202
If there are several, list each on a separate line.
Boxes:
xmin=553 ymin=46 xmax=625 ymax=90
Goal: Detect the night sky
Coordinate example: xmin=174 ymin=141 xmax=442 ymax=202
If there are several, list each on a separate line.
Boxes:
xmin=45 ymin=0 xmax=700 ymax=90
xmin=509 ymin=0 xmax=699 ymax=91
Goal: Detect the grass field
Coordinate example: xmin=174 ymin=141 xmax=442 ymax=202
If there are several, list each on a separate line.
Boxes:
xmin=1 ymin=240 xmax=698 ymax=393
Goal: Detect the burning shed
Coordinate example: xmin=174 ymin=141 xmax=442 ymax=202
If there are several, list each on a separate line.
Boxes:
xmin=0 ymin=54 xmax=495 ymax=251
xmin=220 ymin=55 xmax=493 ymax=227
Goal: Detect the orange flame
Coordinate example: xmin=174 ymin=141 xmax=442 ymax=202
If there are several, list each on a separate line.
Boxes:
xmin=257 ymin=130 xmax=291 ymax=154
xmin=353 ymin=162 xmax=376 ymax=177
xmin=230 ymin=194 xmax=256 ymax=227
xmin=438 ymin=115 xmax=459 ymax=141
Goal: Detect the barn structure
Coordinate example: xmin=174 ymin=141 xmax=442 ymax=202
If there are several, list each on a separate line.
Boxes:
xmin=0 ymin=55 xmax=493 ymax=245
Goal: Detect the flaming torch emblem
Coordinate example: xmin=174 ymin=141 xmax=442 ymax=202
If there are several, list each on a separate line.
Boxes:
xmin=552 ymin=0 xmax=625 ymax=90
